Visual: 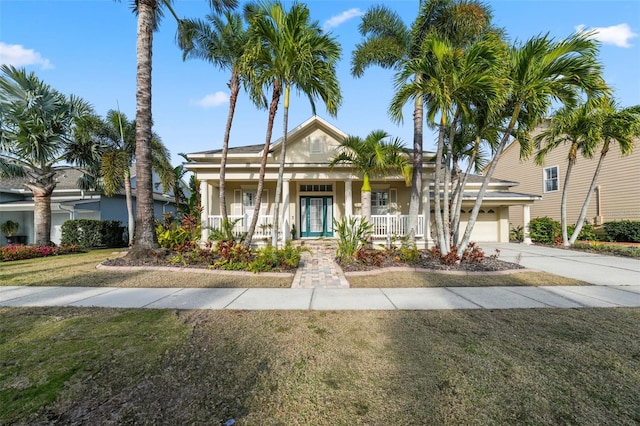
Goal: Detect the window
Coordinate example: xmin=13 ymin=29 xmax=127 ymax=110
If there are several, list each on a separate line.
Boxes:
xmin=310 ymin=137 xmax=322 ymax=154
xmin=300 ymin=184 xmax=333 ymax=192
xmin=371 ymin=191 xmax=389 ymax=215
xmin=234 ymin=189 xmax=267 ymax=216
xmin=544 ymin=166 xmax=559 ymax=192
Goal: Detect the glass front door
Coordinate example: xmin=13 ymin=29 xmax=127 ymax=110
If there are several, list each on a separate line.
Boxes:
xmin=300 ymin=196 xmax=333 ymax=237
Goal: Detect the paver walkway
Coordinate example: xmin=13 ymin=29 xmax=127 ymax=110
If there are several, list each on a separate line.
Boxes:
xmin=291 ymin=240 xmax=349 ymax=288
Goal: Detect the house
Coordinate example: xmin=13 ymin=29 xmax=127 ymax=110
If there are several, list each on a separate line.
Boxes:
xmin=186 ymin=116 xmax=541 ymax=248
xmin=0 ymin=167 xmax=181 ymax=245
xmin=492 ymin=133 xmax=640 ymax=229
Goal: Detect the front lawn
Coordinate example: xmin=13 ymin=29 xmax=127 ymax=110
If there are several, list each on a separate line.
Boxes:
xmin=1 ymin=307 xmax=639 ymax=424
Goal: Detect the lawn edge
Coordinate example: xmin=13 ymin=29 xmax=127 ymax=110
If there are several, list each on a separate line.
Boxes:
xmin=344 ymin=266 xmax=534 ymax=277
xmin=96 ymin=262 xmax=295 ymax=277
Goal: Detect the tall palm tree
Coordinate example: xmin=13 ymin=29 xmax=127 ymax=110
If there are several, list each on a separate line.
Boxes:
xmin=391 ymin=34 xmax=506 ymax=252
xmin=126 ymin=0 xmax=237 ymax=257
xmin=98 ymin=110 xmax=173 ymax=245
xmin=178 ymin=10 xmax=248 ymax=222
xmin=533 ymin=98 xmax=602 ymax=246
xmin=456 ymin=32 xmax=608 ymax=254
xmin=0 ymin=65 xmax=97 ymax=245
xmin=330 ymin=130 xmax=409 ymax=222
xmin=244 ymin=0 xmax=341 ymax=248
xmin=570 ymin=97 xmax=640 ymax=245
xmin=352 ymin=0 xmax=495 ymax=241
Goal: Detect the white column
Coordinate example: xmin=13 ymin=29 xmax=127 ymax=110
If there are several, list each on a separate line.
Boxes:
xmin=200 ymin=179 xmax=210 ymax=243
xmin=281 ymin=179 xmax=290 ymax=245
xmin=523 ymin=204 xmax=532 ymax=245
xmin=345 ymin=179 xmax=353 ymax=218
xmin=421 ymin=176 xmax=432 ymax=248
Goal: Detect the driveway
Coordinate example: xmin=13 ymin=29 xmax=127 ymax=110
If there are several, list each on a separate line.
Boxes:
xmin=484 ymin=243 xmax=640 ymax=287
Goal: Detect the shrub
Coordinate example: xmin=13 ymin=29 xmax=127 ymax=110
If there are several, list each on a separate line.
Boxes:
xmin=604 ymin=220 xmax=640 ymax=243
xmin=567 ymin=223 xmax=598 ymax=241
xmin=529 ymin=217 xmax=561 ymax=245
xmin=0 ymin=244 xmax=80 ymax=262
xmin=213 ymin=240 xmax=252 ymax=270
xmin=209 ymin=218 xmax=244 ymax=242
xmin=61 ymin=219 xmax=125 ymax=248
xmin=156 ymin=213 xmax=201 ymax=251
xmin=509 ymin=225 xmax=524 ymax=242
xmin=334 ymin=217 xmax=373 ymax=261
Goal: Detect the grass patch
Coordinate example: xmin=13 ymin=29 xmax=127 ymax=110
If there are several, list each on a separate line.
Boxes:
xmin=573 ymin=241 xmax=640 ymax=258
xmin=0 ymin=249 xmax=291 ymax=288
xmin=1 ymin=307 xmax=638 ymax=424
xmin=348 ymin=271 xmax=589 ymax=288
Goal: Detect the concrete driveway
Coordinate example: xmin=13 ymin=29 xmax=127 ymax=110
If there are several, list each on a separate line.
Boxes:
xmin=484 ymin=243 xmax=640 ymax=287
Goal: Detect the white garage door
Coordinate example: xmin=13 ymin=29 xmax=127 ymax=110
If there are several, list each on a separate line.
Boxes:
xmin=459 ymin=209 xmax=499 ymax=242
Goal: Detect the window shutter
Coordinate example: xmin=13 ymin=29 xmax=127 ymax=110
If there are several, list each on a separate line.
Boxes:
xmin=260 ymin=190 xmax=268 ymax=215
xmin=234 ymin=190 xmax=242 ymax=215
xmin=390 ymin=188 xmax=397 ymax=214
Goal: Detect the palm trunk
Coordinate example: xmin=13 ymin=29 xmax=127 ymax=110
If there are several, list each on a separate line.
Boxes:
xmin=244 ymin=81 xmax=281 ymax=248
xmin=442 ymin=112 xmax=458 ymax=247
xmin=433 ymin=116 xmax=448 ymax=254
xmin=31 ymin=187 xmax=54 ymax=246
xmin=560 ymin=146 xmax=577 ymax=246
xmin=458 ymin=103 xmax=522 ymax=254
xmin=407 ymin=78 xmax=423 ymax=241
xmin=272 ymin=84 xmax=290 ymax=248
xmin=569 ymin=142 xmax=609 ymax=245
xmin=361 ymin=174 xmax=372 ymax=221
xmin=124 ymin=168 xmax=135 ymax=246
xmin=220 ymin=70 xmax=240 ymax=222
xmin=451 ymin=139 xmax=479 ymax=243
xmin=129 ymin=0 xmax=160 ymax=256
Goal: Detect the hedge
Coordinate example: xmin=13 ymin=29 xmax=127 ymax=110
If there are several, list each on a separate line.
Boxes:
xmin=61 ymin=219 xmax=126 ymax=248
xmin=603 ymin=220 xmax=640 ymax=243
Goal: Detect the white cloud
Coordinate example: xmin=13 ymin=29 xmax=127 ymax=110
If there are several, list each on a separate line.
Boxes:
xmin=0 ymin=42 xmax=53 ymax=69
xmin=192 ymin=91 xmax=229 ymax=107
xmin=576 ymin=23 xmax=638 ymax=48
xmin=323 ymin=8 xmax=364 ymax=31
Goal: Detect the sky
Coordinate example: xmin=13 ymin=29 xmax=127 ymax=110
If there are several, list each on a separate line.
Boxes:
xmin=1 ymin=0 xmax=639 ymax=167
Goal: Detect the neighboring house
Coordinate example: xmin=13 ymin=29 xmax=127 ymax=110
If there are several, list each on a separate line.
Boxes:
xmin=492 ymin=134 xmax=640 ymax=229
xmin=0 ymin=167 xmax=181 ymax=245
xmin=187 ymin=116 xmax=540 ymax=248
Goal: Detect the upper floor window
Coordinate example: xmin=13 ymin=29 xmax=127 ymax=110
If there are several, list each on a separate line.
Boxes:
xmin=544 ymin=166 xmax=559 ymax=192
xmin=310 ymin=137 xmax=322 ymax=154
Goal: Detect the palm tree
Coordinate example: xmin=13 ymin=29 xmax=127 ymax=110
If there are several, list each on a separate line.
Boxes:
xmin=0 ymin=65 xmax=97 ymax=245
xmin=391 ymin=34 xmax=507 ymax=253
xmin=533 ymin=98 xmax=603 ymax=246
xmin=352 ymin=0 xmax=495 ymax=241
xmin=244 ymin=1 xmax=341 ymax=248
xmin=456 ymin=32 xmax=609 ymax=254
xmin=178 ymin=10 xmax=248 ymax=223
xmin=330 ymin=130 xmax=409 ymax=222
xmin=570 ymin=97 xmax=640 ymax=245
xmin=126 ymin=0 xmax=237 ymax=257
xmin=98 ymin=110 xmax=173 ymax=245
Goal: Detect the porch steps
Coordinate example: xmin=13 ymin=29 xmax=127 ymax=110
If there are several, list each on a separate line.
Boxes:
xmin=291 ymin=239 xmax=349 ymax=289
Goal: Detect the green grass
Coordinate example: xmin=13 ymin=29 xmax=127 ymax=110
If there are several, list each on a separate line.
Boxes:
xmin=1 ymin=307 xmax=639 ymax=425
xmin=348 ymin=270 xmax=589 ymax=287
xmin=0 ymin=249 xmax=291 ymax=288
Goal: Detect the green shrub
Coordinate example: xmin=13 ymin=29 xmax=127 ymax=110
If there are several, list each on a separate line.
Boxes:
xmin=334 ymin=217 xmax=373 ymax=261
xmin=247 ymin=241 xmax=305 ymax=273
xmin=398 ymin=246 xmax=420 ymax=263
xmin=509 ymin=225 xmax=524 ymax=242
xmin=603 ymin=220 xmax=640 ymax=243
xmin=567 ymin=223 xmax=598 ymax=241
xmin=61 ymin=219 xmax=125 ymax=248
xmin=209 ymin=218 xmax=244 ymax=242
xmin=529 ymin=217 xmax=561 ymax=245
xmin=156 ymin=213 xmax=200 ymax=251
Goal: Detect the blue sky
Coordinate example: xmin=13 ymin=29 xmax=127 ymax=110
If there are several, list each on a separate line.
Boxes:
xmin=1 ymin=0 xmax=639 ymax=166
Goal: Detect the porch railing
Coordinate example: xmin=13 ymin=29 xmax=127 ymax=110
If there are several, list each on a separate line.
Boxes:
xmin=208 ymin=214 xmax=274 ymax=239
xmin=207 ymin=214 xmax=425 ymax=240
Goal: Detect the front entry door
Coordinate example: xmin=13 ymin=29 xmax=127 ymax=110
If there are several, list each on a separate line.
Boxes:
xmin=300 ymin=196 xmax=333 ymax=237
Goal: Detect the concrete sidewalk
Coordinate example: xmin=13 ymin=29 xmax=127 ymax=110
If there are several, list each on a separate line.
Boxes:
xmin=1 ymin=284 xmax=638 ymax=311
xmin=484 ymin=243 xmax=640 ymax=286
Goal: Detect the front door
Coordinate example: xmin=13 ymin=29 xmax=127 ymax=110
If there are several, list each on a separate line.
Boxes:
xmin=300 ymin=196 xmax=333 ymax=237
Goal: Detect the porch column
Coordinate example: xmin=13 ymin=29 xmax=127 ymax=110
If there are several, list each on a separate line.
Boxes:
xmin=200 ymin=179 xmax=210 ymax=243
xmin=345 ymin=179 xmax=353 ymax=218
xmin=523 ymin=204 xmax=532 ymax=245
xmin=421 ymin=175 xmax=432 ymax=248
xmin=281 ymin=179 xmax=290 ymax=245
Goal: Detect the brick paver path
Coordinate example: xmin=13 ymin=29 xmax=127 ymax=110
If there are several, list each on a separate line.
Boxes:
xmin=291 ymin=240 xmax=349 ymax=288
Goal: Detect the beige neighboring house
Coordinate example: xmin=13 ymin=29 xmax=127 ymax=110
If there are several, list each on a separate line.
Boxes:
xmin=492 ymin=135 xmax=640 ymax=229
xmin=187 ymin=116 xmax=540 ymax=247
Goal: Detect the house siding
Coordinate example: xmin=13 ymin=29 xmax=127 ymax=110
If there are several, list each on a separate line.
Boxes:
xmin=493 ymin=139 xmax=640 ymax=227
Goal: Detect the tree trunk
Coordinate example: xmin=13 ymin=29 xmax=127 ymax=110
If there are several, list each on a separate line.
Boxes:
xmin=560 ymin=146 xmax=577 ymax=246
xmin=569 ymin=143 xmax=609 ymax=245
xmin=220 ymin=70 xmax=240 ymax=222
xmin=361 ymin=173 xmax=372 ymax=222
xmin=30 ymin=186 xmax=55 ymax=246
xmin=244 ymin=80 xmax=281 ymax=248
xmin=457 ymin=103 xmax=522 ymax=254
xmin=129 ymin=0 xmax=160 ymax=257
xmin=407 ymin=79 xmax=423 ymax=241
xmin=124 ymin=168 xmax=135 ymax=246
xmin=451 ymin=140 xmax=478 ymax=244
xmin=433 ymin=116 xmax=448 ymax=254
xmin=272 ymin=84 xmax=290 ymax=248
